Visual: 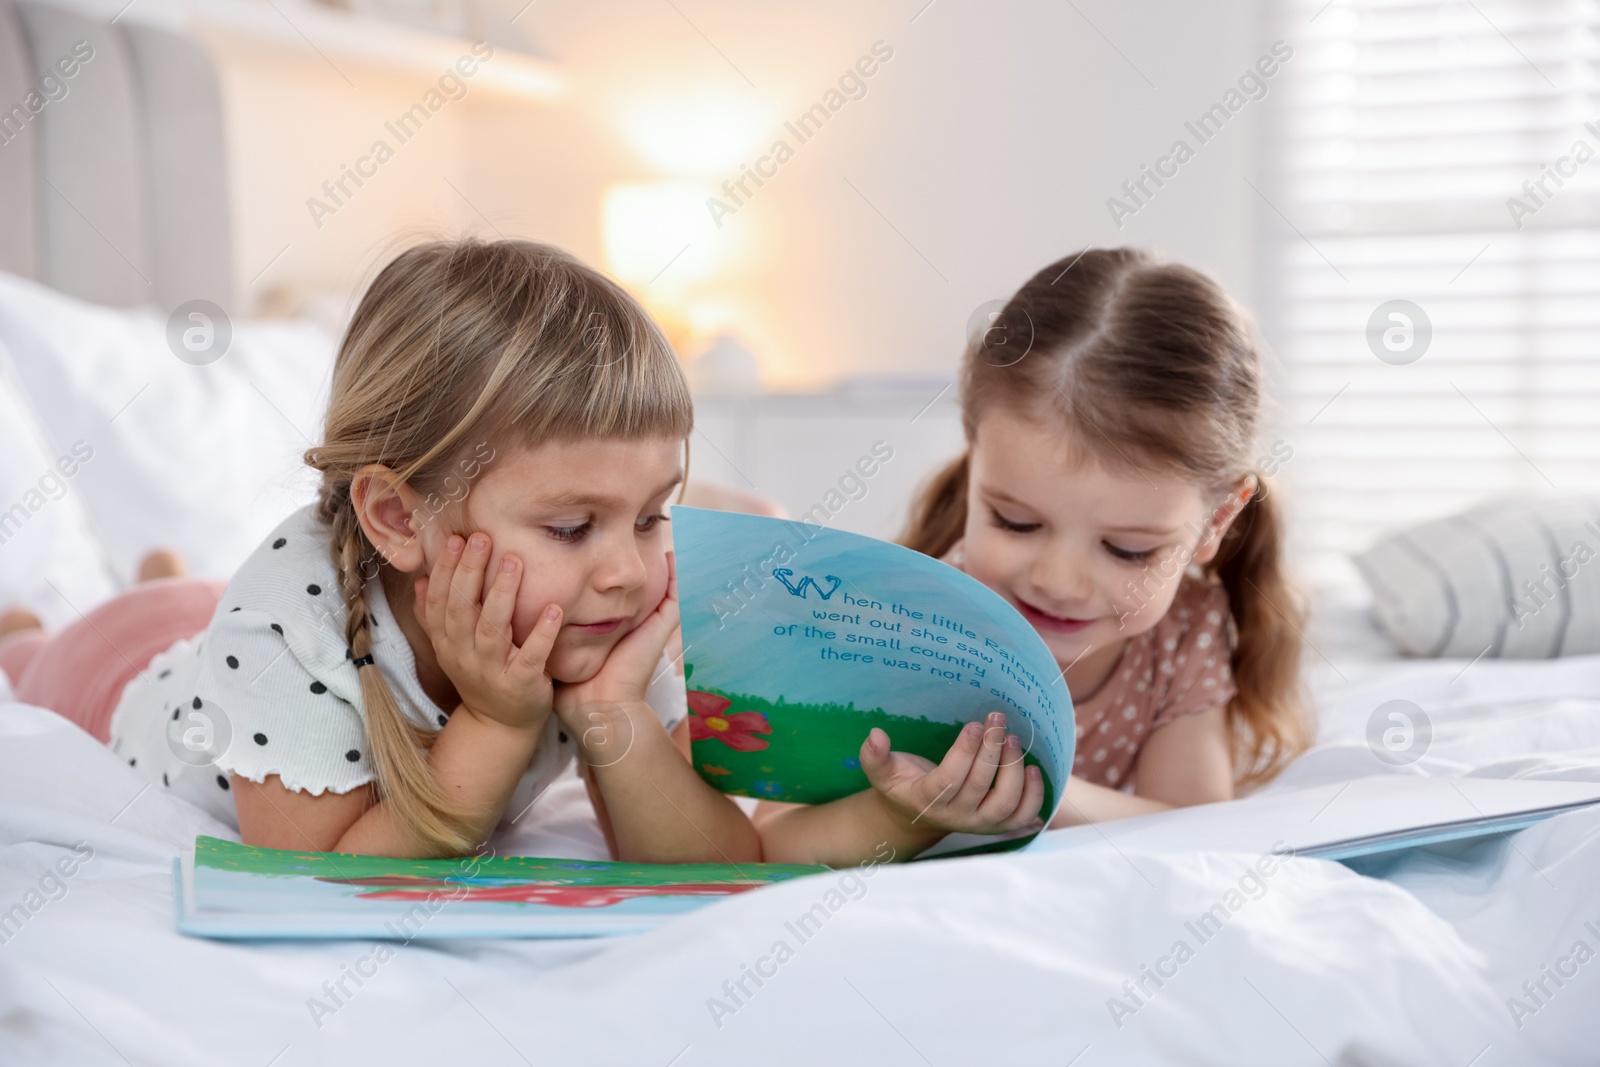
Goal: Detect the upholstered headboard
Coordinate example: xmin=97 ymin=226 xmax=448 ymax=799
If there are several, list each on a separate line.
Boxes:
xmin=0 ymin=0 xmax=41 ymax=283
xmin=2 ymin=0 xmax=231 ymax=307
xmin=0 ymin=0 xmax=564 ymax=315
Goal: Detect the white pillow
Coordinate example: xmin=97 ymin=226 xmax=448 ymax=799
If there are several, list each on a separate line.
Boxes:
xmin=0 ymin=272 xmax=334 ymax=586
xmin=0 ymin=337 xmax=120 ymax=628
xmin=1353 ymin=496 xmax=1600 ymax=659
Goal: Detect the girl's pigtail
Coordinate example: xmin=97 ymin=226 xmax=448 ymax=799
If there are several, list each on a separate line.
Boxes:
xmin=1208 ymin=483 xmax=1313 ymax=788
xmin=900 ymin=451 xmax=971 ymax=559
xmin=326 ymin=497 xmax=476 ymax=855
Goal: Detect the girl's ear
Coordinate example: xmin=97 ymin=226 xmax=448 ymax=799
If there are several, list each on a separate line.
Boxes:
xmin=1189 ymin=474 xmax=1257 ymax=565
xmin=350 ymin=465 xmax=427 ymax=573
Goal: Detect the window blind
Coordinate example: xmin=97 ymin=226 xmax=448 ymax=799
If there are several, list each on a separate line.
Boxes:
xmin=1260 ymin=0 xmax=1600 ymax=590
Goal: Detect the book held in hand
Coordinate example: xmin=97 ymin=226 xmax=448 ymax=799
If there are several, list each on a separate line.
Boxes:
xmin=672 ymin=506 xmax=1076 ymax=855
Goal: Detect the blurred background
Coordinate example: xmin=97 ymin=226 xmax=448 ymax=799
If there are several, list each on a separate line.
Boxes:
xmin=1 ymin=0 xmax=1597 ymax=609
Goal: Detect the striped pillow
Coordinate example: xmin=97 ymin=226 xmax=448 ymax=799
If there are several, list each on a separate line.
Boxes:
xmin=1352 ymin=496 xmax=1600 ymax=659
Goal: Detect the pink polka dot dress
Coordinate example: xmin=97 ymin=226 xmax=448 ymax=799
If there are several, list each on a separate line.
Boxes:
xmin=1070 ymin=578 xmax=1236 ymax=789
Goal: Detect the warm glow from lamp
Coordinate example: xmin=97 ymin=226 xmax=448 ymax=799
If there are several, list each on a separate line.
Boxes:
xmin=620 ymin=93 xmax=770 ymax=176
xmin=605 ymin=92 xmax=765 ymax=362
xmin=601 ymin=181 xmax=726 ymax=288
xmin=685 ymin=300 xmax=740 ymax=337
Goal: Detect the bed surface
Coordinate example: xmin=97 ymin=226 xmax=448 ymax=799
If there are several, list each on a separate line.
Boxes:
xmin=4 ymin=598 xmax=1599 ymax=1066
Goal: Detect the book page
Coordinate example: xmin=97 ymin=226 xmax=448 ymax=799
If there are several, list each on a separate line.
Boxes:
xmin=180 ymin=837 xmax=827 ymax=939
xmin=672 ymin=507 xmax=1072 ymax=840
xmin=1031 ymin=775 xmax=1600 ymax=861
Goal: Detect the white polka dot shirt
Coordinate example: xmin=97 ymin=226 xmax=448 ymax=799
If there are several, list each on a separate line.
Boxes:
xmin=107 ymin=504 xmax=687 ymax=832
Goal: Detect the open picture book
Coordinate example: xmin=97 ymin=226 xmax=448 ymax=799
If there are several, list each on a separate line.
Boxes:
xmin=1034 ymin=774 xmax=1600 ymax=862
xmin=672 ymin=506 xmax=1076 ymax=857
xmin=174 ymin=836 xmax=827 ymax=939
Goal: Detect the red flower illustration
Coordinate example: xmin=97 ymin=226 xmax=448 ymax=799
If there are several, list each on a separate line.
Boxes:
xmin=317 ymin=873 xmax=767 ymax=908
xmin=687 ymin=690 xmax=771 ymax=752
xmin=356 ymin=882 xmax=758 ymax=908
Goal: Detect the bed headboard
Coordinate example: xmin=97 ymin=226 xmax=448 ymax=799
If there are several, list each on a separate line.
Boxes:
xmin=2 ymin=0 xmax=232 ymax=308
xmin=0 ymin=0 xmax=565 ymax=316
xmin=0 ymin=0 xmax=40 ymax=282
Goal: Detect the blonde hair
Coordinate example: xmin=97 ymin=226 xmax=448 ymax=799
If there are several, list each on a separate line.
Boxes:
xmin=303 ymin=238 xmax=692 ymax=854
xmin=901 ymin=248 xmax=1311 ymax=789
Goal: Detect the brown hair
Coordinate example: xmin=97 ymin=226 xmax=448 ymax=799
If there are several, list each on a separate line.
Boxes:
xmin=303 ymin=238 xmax=692 ymax=853
xmin=902 ymin=248 xmax=1310 ymax=788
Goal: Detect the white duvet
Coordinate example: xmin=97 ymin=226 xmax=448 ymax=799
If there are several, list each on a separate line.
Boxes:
xmin=3 ymin=640 xmax=1600 ymax=1066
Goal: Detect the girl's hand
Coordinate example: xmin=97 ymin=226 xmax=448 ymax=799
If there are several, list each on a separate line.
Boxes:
xmin=859 ymin=711 xmax=1045 ymax=837
xmin=414 ymin=532 xmax=563 ymax=732
xmin=554 ymin=550 xmax=679 ymax=720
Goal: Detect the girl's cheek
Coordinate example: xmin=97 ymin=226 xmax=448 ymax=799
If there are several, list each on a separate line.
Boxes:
xmin=512 ymin=577 xmax=576 ymax=644
xmin=962 ymin=525 xmax=1018 ymax=577
xmin=647 ymin=552 xmax=671 ymax=607
xmin=647 ymin=581 xmax=667 ymax=616
xmin=955 ymin=537 xmax=1012 ymax=599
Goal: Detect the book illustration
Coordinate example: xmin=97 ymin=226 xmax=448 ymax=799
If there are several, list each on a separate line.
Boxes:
xmin=673 ymin=507 xmax=1073 ymax=847
xmin=313 ymin=875 xmax=763 ymax=909
xmin=177 ymin=836 xmax=828 ymax=939
xmin=199 ymin=836 xmax=814 ymax=904
xmin=684 ymin=676 xmax=1034 ymax=807
xmin=686 ymin=686 xmax=772 ymax=752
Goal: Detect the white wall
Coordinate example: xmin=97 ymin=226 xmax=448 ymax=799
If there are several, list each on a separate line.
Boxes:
xmin=11 ymin=0 xmax=1277 ymax=541
xmin=507 ymin=0 xmax=1272 ymax=389
xmin=226 ymin=0 xmax=1277 ymax=527
xmin=692 ymin=391 xmax=964 ymax=541
xmin=219 ymin=0 xmax=1272 ymax=390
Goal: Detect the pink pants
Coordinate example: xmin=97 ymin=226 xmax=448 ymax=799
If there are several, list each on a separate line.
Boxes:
xmin=0 ymin=579 xmax=226 ymax=743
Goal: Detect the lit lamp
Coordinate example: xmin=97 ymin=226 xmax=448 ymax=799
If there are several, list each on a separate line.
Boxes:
xmin=603 ymin=93 xmax=767 ymax=367
xmin=600 ymin=182 xmax=724 ymax=286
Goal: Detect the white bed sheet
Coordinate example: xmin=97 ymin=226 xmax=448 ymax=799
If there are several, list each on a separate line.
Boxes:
xmin=4 ymin=614 xmax=1600 ymax=1065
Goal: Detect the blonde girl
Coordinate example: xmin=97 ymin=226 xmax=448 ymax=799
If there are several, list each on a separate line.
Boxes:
xmin=85 ymin=238 xmax=758 ymax=861
xmin=758 ymin=247 xmax=1310 ymax=864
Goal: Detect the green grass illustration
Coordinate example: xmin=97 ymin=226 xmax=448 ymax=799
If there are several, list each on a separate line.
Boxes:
xmin=193 ymin=836 xmax=823 ymax=882
xmin=686 ymin=678 xmax=1057 ymax=820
